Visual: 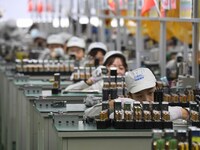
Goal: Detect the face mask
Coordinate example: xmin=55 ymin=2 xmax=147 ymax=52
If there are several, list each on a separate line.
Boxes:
xmin=54 ymin=47 xmax=64 ymax=57
xmin=30 ymin=29 xmax=39 ymax=38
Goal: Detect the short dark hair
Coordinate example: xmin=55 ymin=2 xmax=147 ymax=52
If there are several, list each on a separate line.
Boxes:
xmin=89 ymin=48 xmax=106 ymax=57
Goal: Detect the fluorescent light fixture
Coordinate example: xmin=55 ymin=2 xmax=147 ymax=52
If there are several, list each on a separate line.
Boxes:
xmin=61 ymin=18 xmax=69 ymax=28
xmin=111 ymin=18 xmax=118 ymax=27
xmin=79 ymin=16 xmax=89 ymax=24
xmin=90 ymin=17 xmax=99 ymax=27
xmin=90 ymin=8 xmax=96 ymax=15
xmin=127 ymin=20 xmax=136 ymax=27
xmin=120 ymin=18 xmax=124 ymax=26
xmin=99 ymin=20 xmax=103 ymax=27
xmin=16 ymin=18 xmax=33 ymax=28
xmin=53 ymin=18 xmax=60 ymax=28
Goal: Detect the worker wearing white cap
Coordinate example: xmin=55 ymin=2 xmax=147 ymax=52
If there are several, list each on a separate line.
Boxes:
xmin=102 ymin=51 xmax=128 ymax=76
xmin=39 ymin=34 xmax=66 ymax=60
xmin=85 ymin=42 xmax=108 ymax=66
xmin=125 ymin=67 xmax=157 ymax=102
xmin=58 ymin=32 xmax=72 ymax=43
xmin=31 ymin=30 xmax=47 ymax=50
xmin=46 ymin=34 xmax=64 ymax=49
xmin=58 ymin=32 xmax=72 ymax=54
xmin=84 ymin=67 xmax=189 ymax=121
xmin=28 ymin=29 xmax=47 ymax=59
xmin=125 ymin=68 xmax=189 ymax=120
xmin=166 ymin=52 xmax=183 ymax=80
xmin=63 ymin=50 xmax=128 ymax=92
xmin=67 ymin=36 xmax=86 ymax=61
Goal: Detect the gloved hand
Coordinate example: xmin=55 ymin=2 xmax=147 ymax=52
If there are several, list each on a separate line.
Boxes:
xmin=168 ymin=106 xmax=183 ymax=121
xmin=160 ymin=76 xmax=169 ymax=86
xmin=86 ymin=66 xmax=107 ymax=85
xmin=84 ymin=94 xmax=101 ymax=107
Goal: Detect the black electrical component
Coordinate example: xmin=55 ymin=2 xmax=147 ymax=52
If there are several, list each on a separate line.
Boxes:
xmin=110 ymin=67 xmax=117 ymax=82
xmin=110 ymin=67 xmax=117 ymax=76
xmin=51 ymin=101 xmax=65 ymax=108
xmin=152 ymin=102 xmax=162 ymax=129
xmin=188 ymin=127 xmax=200 ymax=150
xmin=189 ymin=101 xmax=200 ymax=127
xmin=143 ymin=102 xmax=153 ymax=129
xmin=94 ymin=58 xmax=99 ymax=68
xmin=161 ymin=102 xmax=172 ymax=129
xmin=102 ymin=77 xmax=110 ymax=101
xmin=113 ymin=100 xmax=124 ymax=129
xmin=154 ymin=89 xmax=163 ymax=104
xmin=133 ymin=102 xmax=144 ymax=129
xmin=176 ymin=130 xmax=188 ymax=147
xmin=52 ymin=73 xmax=61 ymax=94
xmin=96 ymin=102 xmax=111 ymax=129
xmin=124 ymin=102 xmax=134 ymax=129
xmin=116 ymin=76 xmax=123 ymax=97
xmin=110 ymin=76 xmax=117 ymax=99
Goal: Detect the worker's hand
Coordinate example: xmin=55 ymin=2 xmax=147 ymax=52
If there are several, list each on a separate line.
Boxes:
xmin=181 ymin=108 xmax=189 ymax=120
xmin=169 ymin=106 xmax=189 ymax=121
xmin=86 ymin=66 xmax=107 ymax=85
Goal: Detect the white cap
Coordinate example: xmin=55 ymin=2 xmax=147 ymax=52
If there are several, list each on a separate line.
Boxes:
xmin=6 ymin=19 xmax=16 ymax=29
xmin=58 ymin=32 xmax=72 ymax=42
xmin=176 ymin=52 xmax=183 ymax=58
xmin=47 ymin=34 xmax=64 ymax=45
xmin=88 ymin=42 xmax=107 ymax=54
xmin=125 ymin=68 xmax=156 ymax=94
xmin=32 ymin=29 xmax=46 ymax=40
xmin=67 ymin=36 xmax=86 ymax=49
xmin=103 ymin=51 xmax=124 ymax=65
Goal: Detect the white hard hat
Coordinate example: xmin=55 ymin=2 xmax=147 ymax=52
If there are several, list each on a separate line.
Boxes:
xmin=32 ymin=30 xmax=46 ymax=40
xmin=176 ymin=52 xmax=183 ymax=58
xmin=88 ymin=42 xmax=107 ymax=54
xmin=67 ymin=36 xmax=86 ymax=49
xmin=47 ymin=34 xmax=64 ymax=45
xmin=103 ymin=50 xmax=125 ymax=65
xmin=125 ymin=68 xmax=156 ymax=94
xmin=6 ymin=19 xmax=16 ymax=29
xmin=58 ymin=32 xmax=72 ymax=43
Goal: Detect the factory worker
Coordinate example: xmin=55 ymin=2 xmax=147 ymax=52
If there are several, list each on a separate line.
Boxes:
xmin=84 ymin=68 xmax=189 ymax=121
xmin=85 ymin=42 xmax=108 ymax=67
xmin=66 ymin=36 xmax=86 ymax=62
xmin=63 ymin=51 xmax=128 ymax=92
xmin=4 ymin=19 xmax=17 ymax=36
xmin=125 ymin=68 xmax=189 ymax=120
xmin=31 ymin=30 xmax=47 ymax=50
xmin=166 ymin=52 xmax=183 ymax=81
xmin=29 ymin=30 xmax=47 ymax=59
xmin=0 ymin=19 xmax=16 ymax=40
xmin=125 ymin=67 xmax=157 ymax=103
xmin=39 ymin=34 xmax=66 ymax=60
xmin=58 ymin=32 xmax=72 ymax=53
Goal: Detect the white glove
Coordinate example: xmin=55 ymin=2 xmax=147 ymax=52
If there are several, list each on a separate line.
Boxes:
xmin=84 ymin=94 xmax=101 ymax=107
xmin=160 ymin=76 xmax=169 ymax=86
xmin=168 ymin=106 xmax=182 ymax=121
xmin=89 ymin=66 xmax=107 ymax=83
